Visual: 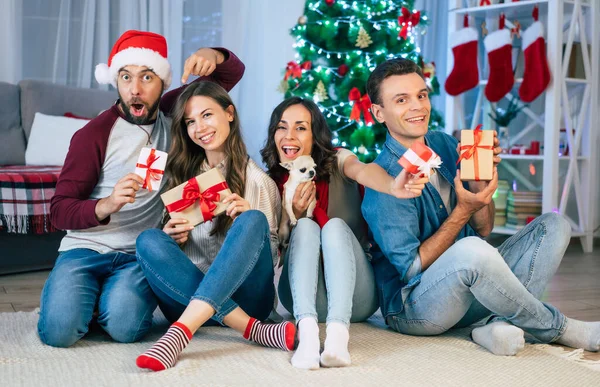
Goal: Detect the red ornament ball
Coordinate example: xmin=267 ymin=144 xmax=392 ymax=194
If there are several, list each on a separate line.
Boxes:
xmin=325 ymin=0 xmax=335 ymax=6
xmin=338 ymin=64 xmax=349 ymax=76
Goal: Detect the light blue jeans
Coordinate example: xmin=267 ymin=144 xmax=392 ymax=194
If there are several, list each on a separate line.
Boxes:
xmin=387 ymin=213 xmax=571 ymax=343
xmin=136 ymin=210 xmax=275 ymax=324
xmin=38 ymin=249 xmax=157 ymax=347
xmin=278 ymin=218 xmax=378 ymax=327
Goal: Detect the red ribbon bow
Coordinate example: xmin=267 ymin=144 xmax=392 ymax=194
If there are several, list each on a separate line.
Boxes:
xmin=348 ymin=88 xmax=374 ymax=125
xmin=165 ymin=178 xmax=229 ymax=222
xmin=456 ymin=124 xmax=494 ymax=181
xmin=479 ymin=0 xmax=491 ymax=5
xmin=284 ymin=61 xmax=312 ymax=80
xmin=135 ymin=149 xmax=164 ymax=192
xmin=397 ymin=7 xmax=421 ymax=40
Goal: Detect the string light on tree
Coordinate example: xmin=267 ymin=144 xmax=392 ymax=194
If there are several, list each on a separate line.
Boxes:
xmin=279 ymin=0 xmax=443 ymax=162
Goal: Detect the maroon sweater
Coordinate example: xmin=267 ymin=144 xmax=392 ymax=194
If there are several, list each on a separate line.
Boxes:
xmin=50 ymin=49 xmax=245 ymax=234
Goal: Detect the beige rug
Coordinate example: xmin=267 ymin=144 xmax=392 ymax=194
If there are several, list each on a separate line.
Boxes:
xmin=1 ymin=310 xmax=598 ymax=387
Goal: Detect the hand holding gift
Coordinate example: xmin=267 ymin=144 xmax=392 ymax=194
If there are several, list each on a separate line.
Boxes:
xmin=390 ymin=169 xmax=430 ymax=199
xmin=399 ymin=140 xmax=442 ymax=178
xmin=135 ymin=147 xmax=168 ymax=192
xmin=162 ymin=218 xmax=193 ymax=245
xmin=454 ymin=167 xmax=498 ymax=216
xmin=161 ymin=168 xmax=232 ymax=227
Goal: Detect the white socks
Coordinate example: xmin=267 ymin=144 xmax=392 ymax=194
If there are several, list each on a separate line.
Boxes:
xmin=291 ymin=318 xmax=320 ymax=370
xmin=291 ymin=318 xmax=352 ymax=369
xmin=556 ymin=319 xmax=600 ymax=352
xmin=471 ymin=321 xmax=525 ymax=356
xmin=320 ymin=322 xmax=351 ymax=368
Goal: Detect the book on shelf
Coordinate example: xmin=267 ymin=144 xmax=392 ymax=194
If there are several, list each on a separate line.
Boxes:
xmin=506 ymin=203 xmax=542 ymax=214
xmin=504 ymin=190 xmax=542 ymax=230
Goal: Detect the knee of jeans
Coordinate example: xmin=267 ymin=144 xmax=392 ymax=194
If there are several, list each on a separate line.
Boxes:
xmin=452 ymin=237 xmax=503 ymax=270
xmin=100 ymin=307 xmax=153 ymax=343
xmin=136 ymin=229 xmax=166 ymax=259
xmin=295 ymin=217 xmax=320 ymax=232
xmin=238 ymin=209 xmax=269 ymax=233
xmin=38 ymin=310 xmax=86 ymax=348
xmin=538 ymin=213 xmax=571 ymax=245
xmin=321 ymin=217 xmax=350 ymax=236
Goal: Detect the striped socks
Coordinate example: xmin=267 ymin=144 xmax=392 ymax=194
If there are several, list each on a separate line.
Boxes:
xmin=136 ymin=322 xmax=192 ymax=371
xmin=243 ymin=317 xmax=296 ymax=351
xmin=136 ymin=318 xmax=295 ymax=372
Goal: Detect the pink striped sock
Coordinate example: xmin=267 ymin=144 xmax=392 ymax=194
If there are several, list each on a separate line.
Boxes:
xmin=243 ymin=318 xmax=296 ymax=351
xmin=136 ymin=322 xmax=192 ymax=371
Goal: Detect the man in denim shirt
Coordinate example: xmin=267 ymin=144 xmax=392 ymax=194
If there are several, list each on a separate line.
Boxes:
xmin=361 ymin=58 xmax=600 ymax=355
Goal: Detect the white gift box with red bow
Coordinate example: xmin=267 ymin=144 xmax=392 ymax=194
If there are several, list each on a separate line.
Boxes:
xmin=134 ymin=147 xmax=168 ymax=192
xmin=399 ymin=141 xmax=442 ymax=178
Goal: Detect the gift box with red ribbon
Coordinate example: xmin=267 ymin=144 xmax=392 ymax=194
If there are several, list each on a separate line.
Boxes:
xmin=134 ymin=147 xmax=168 ymax=192
xmin=160 ymin=168 xmax=232 ymax=226
xmin=458 ymin=125 xmax=494 ymax=181
xmin=399 ymin=141 xmax=442 ymax=178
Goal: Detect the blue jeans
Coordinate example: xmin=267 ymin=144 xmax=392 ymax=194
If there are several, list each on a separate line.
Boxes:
xmin=38 ymin=249 xmax=157 ymax=347
xmin=387 ymin=213 xmax=571 ymax=343
xmin=136 ymin=210 xmax=275 ymax=324
xmin=278 ymin=218 xmax=378 ymax=327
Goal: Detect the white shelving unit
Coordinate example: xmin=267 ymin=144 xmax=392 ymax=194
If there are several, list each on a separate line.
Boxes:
xmin=444 ymin=0 xmax=599 ymax=252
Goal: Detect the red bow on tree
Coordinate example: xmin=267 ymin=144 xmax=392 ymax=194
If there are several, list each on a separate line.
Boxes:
xmin=348 ymin=87 xmax=374 ymax=126
xmin=397 ymin=7 xmax=421 ymax=40
xmin=165 ymin=178 xmax=229 ymax=221
xmin=135 ymin=149 xmax=163 ymax=192
xmin=284 ymin=61 xmax=312 ymax=80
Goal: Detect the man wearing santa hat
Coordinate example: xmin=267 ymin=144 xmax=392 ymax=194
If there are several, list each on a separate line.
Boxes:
xmin=38 ymin=30 xmax=245 ymax=347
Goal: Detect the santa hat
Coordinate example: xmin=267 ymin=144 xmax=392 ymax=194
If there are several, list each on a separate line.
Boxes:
xmin=95 ymin=30 xmax=172 ymax=89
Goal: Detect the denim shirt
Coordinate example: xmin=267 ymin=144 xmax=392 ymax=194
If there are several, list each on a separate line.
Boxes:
xmin=361 ymin=131 xmax=478 ymax=318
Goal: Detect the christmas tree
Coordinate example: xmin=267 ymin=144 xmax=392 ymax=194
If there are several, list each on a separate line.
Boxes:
xmin=280 ymin=0 xmax=443 ymax=162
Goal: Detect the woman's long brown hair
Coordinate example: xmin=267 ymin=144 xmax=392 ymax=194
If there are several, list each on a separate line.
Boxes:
xmin=260 ymin=97 xmax=338 ymax=182
xmin=165 ymin=81 xmax=248 ymax=237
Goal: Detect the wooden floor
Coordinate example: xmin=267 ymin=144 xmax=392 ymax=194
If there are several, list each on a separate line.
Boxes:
xmin=1 ymin=239 xmax=600 ymax=360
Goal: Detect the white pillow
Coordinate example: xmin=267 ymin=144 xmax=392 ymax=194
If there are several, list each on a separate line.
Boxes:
xmin=25 ymin=113 xmax=90 ymax=166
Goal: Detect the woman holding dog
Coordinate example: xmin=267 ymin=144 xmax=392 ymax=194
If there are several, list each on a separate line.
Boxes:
xmin=134 ymin=81 xmax=295 ymax=372
xmin=261 ymin=97 xmax=428 ymax=370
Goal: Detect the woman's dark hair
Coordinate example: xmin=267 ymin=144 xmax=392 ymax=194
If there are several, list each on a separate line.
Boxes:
xmin=260 ymin=97 xmax=337 ymax=182
xmin=165 ymin=81 xmax=247 ymax=237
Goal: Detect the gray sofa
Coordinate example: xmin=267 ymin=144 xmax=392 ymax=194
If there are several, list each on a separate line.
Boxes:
xmin=0 ymin=80 xmax=116 ymax=274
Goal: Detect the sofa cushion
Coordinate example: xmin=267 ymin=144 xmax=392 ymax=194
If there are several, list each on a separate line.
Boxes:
xmin=0 ymin=82 xmax=26 ymax=165
xmin=25 ymin=113 xmax=90 ymax=166
xmin=19 ymin=80 xmax=116 ymax=140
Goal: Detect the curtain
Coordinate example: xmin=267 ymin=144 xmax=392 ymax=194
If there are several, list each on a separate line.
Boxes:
xmin=1 ymin=0 xmax=184 ymax=89
xmin=222 ymin=0 xmax=306 ymax=165
xmin=415 ymin=0 xmax=448 ymax=119
xmin=0 ymin=0 xmax=23 ymax=84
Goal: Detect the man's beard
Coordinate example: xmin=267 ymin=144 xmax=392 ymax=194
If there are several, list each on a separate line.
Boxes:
xmin=118 ymin=95 xmax=161 ymax=125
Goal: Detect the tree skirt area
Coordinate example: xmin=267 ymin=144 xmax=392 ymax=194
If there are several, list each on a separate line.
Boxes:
xmin=1 ymin=310 xmax=598 ymax=387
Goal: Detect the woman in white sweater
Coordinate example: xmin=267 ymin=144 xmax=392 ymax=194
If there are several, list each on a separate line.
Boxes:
xmin=135 ymin=81 xmax=293 ymax=372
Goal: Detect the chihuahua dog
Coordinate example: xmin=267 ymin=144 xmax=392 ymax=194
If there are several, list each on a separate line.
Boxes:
xmin=278 ymin=155 xmax=317 ymax=250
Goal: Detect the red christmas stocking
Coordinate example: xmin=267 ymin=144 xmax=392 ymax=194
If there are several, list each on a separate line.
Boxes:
xmin=484 ymin=27 xmax=514 ymax=102
xmin=518 ymin=21 xmax=551 ymax=102
xmin=444 ymin=26 xmax=479 ymax=96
